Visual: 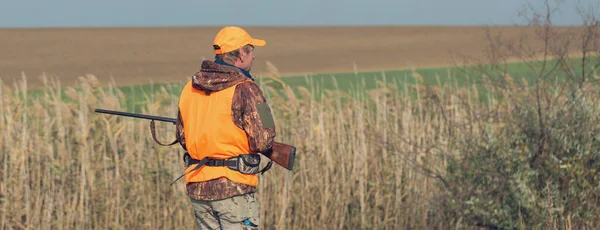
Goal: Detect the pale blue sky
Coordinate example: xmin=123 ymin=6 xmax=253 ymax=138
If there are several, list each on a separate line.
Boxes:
xmin=0 ymin=0 xmax=597 ymax=28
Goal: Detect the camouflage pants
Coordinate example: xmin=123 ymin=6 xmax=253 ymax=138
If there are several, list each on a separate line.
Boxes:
xmin=190 ymin=193 xmax=259 ymax=230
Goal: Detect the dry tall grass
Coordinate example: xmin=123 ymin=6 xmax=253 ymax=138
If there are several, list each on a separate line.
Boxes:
xmin=1 ymin=69 xmax=598 ymax=229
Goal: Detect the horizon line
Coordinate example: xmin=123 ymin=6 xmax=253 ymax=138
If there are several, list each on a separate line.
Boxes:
xmin=0 ymin=23 xmax=589 ymax=30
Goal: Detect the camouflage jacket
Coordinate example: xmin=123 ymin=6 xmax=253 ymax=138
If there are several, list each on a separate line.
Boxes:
xmin=176 ymin=60 xmax=276 ymax=201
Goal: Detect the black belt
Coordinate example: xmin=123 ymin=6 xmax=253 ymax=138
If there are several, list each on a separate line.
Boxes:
xmin=185 ymin=154 xmax=238 ymax=168
xmin=169 ymin=152 xmax=272 ymax=186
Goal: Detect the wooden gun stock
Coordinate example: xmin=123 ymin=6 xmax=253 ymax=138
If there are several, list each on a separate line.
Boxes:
xmin=263 ymin=142 xmax=296 ymax=171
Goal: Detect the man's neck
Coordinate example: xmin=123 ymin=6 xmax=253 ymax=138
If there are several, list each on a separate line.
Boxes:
xmin=215 ymin=59 xmax=254 ymax=80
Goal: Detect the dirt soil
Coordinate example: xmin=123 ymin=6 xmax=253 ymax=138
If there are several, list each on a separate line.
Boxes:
xmin=0 ymin=26 xmax=582 ymax=88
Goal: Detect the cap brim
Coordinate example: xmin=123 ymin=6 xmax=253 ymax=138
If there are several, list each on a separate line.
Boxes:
xmin=249 ymin=38 xmax=266 ymax=47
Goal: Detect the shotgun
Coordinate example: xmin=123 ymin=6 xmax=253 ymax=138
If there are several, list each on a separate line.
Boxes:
xmin=94 ymin=108 xmax=296 ymax=171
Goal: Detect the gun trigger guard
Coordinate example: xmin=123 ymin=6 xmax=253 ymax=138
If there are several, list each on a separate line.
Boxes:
xmin=150 ymin=120 xmax=178 ymax=146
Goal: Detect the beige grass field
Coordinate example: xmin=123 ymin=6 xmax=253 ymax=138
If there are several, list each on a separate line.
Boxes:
xmin=0 ymin=26 xmax=577 ymax=88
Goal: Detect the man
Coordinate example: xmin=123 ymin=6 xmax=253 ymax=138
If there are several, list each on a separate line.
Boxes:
xmin=175 ymin=26 xmax=276 ymax=229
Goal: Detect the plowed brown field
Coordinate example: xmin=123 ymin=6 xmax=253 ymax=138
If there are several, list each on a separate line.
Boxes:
xmin=0 ymin=26 xmax=582 ymax=88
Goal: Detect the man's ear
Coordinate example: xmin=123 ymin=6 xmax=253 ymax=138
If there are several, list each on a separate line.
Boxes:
xmin=239 ymin=48 xmax=247 ymax=61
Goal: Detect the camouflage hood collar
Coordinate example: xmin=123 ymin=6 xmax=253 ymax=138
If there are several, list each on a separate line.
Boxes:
xmin=192 ymin=60 xmax=253 ymax=93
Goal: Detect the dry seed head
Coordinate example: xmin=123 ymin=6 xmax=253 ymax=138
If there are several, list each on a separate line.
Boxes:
xmin=18 ymin=72 xmax=28 ymax=93
xmin=262 ymin=86 xmax=277 ymax=99
xmin=297 ymin=86 xmax=310 ymax=100
xmin=265 ymin=61 xmax=281 ymax=79
xmin=387 ymin=83 xmax=398 ymax=91
xmin=376 ymin=80 xmax=387 ymax=89
xmin=77 ymin=75 xmax=89 ymax=87
xmin=39 ymin=73 xmax=48 ymax=87
xmin=149 ymin=100 xmax=162 ymax=114
xmin=2 ymin=86 xmax=12 ymax=101
xmin=87 ymin=93 xmax=97 ymax=106
xmin=160 ymin=86 xmax=170 ymax=99
xmin=65 ymin=87 xmax=79 ymax=102
xmin=283 ymin=86 xmax=299 ymax=108
xmin=85 ymin=74 xmax=100 ymax=88
xmin=32 ymin=101 xmax=45 ymax=117
xmin=101 ymin=96 xmax=120 ymax=110
xmin=367 ymin=88 xmax=389 ymax=102
xmin=456 ymin=88 xmax=469 ymax=97
xmin=412 ymin=72 xmax=424 ymax=83
xmin=117 ymin=89 xmax=125 ymax=102
xmin=504 ymin=73 xmax=513 ymax=82
xmin=430 ymin=86 xmax=442 ymax=98
xmin=61 ymin=103 xmax=73 ymax=121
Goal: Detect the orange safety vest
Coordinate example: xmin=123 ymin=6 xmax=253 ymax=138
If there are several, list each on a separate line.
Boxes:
xmin=177 ymin=79 xmax=258 ymax=186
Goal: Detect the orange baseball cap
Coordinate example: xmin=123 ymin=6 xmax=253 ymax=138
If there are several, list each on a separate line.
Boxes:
xmin=213 ymin=26 xmax=266 ymax=54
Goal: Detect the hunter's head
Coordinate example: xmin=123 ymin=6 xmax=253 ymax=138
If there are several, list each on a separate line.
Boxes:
xmin=213 ymin=26 xmax=266 ymax=72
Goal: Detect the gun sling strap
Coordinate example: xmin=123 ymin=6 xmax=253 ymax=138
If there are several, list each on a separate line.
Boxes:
xmin=170 ymin=153 xmax=273 ymax=186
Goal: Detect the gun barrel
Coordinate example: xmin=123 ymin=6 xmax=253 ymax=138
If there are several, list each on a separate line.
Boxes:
xmin=94 ymin=108 xmax=177 ymax=124
xmin=94 ymin=108 xmax=296 ymax=171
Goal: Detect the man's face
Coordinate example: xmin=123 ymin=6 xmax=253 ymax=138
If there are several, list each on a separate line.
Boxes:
xmin=238 ymin=45 xmax=255 ymax=71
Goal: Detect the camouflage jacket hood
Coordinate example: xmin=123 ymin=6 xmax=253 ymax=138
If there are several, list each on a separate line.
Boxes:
xmin=192 ymin=60 xmax=254 ymax=94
